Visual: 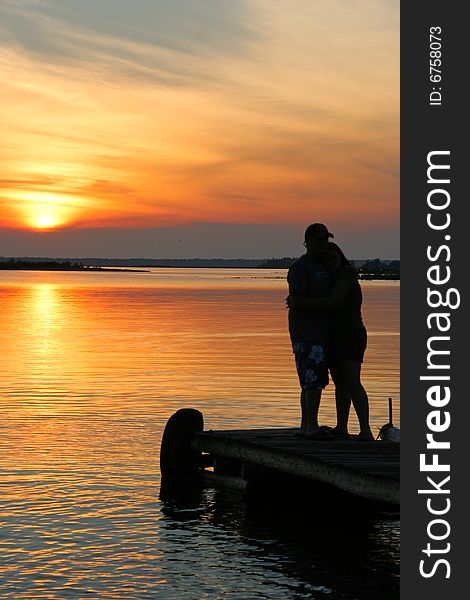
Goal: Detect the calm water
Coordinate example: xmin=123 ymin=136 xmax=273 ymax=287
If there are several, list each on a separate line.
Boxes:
xmin=0 ymin=268 xmax=399 ymax=599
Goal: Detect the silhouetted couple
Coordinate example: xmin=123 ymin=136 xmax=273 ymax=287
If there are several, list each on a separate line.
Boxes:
xmin=287 ymin=223 xmax=374 ymax=441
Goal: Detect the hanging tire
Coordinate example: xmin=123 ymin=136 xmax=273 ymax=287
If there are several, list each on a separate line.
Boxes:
xmin=160 ymin=408 xmax=204 ymax=477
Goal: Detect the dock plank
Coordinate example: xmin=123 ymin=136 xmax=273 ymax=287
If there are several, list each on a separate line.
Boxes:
xmin=192 ymin=427 xmax=399 ymax=505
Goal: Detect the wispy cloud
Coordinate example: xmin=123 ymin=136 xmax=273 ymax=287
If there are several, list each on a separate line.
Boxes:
xmin=1 ymin=0 xmax=259 ymax=85
xmin=0 ymin=0 xmax=399 ymax=238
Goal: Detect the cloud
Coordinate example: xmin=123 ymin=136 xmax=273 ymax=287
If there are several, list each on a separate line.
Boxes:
xmin=0 ymin=0 xmax=259 ymax=87
xmin=0 ymin=0 xmax=399 ymax=252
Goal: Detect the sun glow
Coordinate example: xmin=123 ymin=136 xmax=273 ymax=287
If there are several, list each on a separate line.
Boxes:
xmin=27 ymin=201 xmax=70 ymax=230
xmin=33 ymin=211 xmax=63 ymax=230
xmin=3 ymin=191 xmax=82 ymax=231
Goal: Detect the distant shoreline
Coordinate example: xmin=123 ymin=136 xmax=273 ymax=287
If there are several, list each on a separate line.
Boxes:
xmin=0 ymin=263 xmax=149 ymax=273
xmin=0 ymin=258 xmax=400 ymax=279
xmin=0 ymin=265 xmax=400 ymax=280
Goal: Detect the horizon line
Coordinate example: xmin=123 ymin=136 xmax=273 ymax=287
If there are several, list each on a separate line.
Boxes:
xmin=0 ymin=255 xmax=400 ymax=262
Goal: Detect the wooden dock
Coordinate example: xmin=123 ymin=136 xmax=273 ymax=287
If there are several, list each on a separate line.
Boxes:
xmin=191 ymin=428 xmax=399 ymax=506
xmin=159 ymin=410 xmax=400 ymax=508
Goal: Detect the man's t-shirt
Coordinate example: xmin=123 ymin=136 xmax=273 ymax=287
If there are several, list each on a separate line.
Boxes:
xmin=287 ymin=255 xmax=331 ymax=343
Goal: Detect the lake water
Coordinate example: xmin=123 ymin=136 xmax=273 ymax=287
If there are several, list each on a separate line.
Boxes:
xmin=0 ymin=268 xmax=399 ymax=598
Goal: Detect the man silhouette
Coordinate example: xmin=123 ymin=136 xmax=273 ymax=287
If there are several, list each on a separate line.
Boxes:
xmin=287 ymin=223 xmax=334 ymax=438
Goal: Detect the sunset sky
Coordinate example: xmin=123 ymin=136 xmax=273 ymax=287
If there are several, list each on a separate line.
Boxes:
xmin=0 ymin=0 xmax=399 ymax=259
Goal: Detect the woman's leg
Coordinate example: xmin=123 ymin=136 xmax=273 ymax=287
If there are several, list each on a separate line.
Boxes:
xmin=300 ymin=389 xmax=307 ymax=432
xmin=330 ymin=363 xmax=351 ymax=433
xmin=337 ymin=360 xmax=372 ymax=435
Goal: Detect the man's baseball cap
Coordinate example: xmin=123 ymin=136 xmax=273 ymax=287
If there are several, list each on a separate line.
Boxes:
xmin=304 ymin=223 xmax=334 ymax=240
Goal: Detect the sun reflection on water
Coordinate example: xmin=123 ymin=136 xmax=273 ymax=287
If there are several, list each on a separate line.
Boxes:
xmin=0 ymin=271 xmax=400 ymax=598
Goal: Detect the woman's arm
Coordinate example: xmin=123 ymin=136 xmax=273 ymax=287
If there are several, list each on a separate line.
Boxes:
xmin=287 ymin=274 xmax=354 ymax=311
xmin=287 ymin=294 xmax=337 ymax=310
xmin=286 ymin=265 xmax=358 ymax=311
xmin=287 ymin=293 xmax=346 ymax=310
xmin=329 ymin=264 xmax=357 ymax=305
xmin=329 ymin=279 xmax=353 ymax=304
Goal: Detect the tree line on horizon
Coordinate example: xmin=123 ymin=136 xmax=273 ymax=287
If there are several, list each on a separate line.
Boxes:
xmin=258 ymin=257 xmax=400 ymax=279
xmin=0 ymin=256 xmax=400 ymax=278
xmin=0 ymin=259 xmax=93 ymax=270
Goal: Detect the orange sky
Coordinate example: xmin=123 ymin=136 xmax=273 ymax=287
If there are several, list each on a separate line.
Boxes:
xmin=0 ymin=0 xmax=399 ymax=256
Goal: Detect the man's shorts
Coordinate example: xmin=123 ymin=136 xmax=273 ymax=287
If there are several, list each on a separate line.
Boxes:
xmin=292 ymin=341 xmax=329 ymax=390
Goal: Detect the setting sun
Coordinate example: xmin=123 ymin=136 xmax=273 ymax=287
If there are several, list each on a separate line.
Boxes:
xmin=26 ymin=200 xmax=70 ymax=231
xmin=2 ymin=190 xmax=81 ymax=231
xmin=33 ymin=212 xmax=61 ymax=230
